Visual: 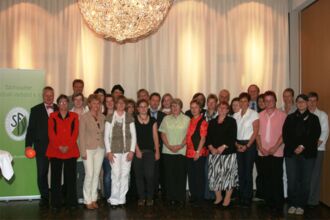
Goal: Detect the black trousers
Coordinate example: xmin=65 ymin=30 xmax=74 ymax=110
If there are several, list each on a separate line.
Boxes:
xmin=133 ymin=152 xmax=155 ymax=200
xmin=262 ymin=156 xmax=284 ymax=208
xmin=187 ymin=157 xmax=206 ymax=202
xmin=237 ymin=142 xmax=256 ymax=202
xmin=50 ymin=158 xmax=77 ymax=208
xmin=255 ymin=155 xmax=265 ymax=199
xmin=286 ymin=155 xmax=315 ymax=208
xmin=36 ymin=154 xmax=49 ymax=201
xmin=163 ymin=154 xmax=187 ymax=202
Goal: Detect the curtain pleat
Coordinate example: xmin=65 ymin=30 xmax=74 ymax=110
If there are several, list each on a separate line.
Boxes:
xmin=0 ymin=0 xmax=289 ymax=109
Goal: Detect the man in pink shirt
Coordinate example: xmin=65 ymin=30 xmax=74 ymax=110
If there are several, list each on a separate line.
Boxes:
xmin=256 ymin=91 xmax=287 ymax=212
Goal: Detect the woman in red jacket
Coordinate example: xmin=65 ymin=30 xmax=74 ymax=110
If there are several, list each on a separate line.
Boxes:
xmin=46 ymin=94 xmax=79 ymax=212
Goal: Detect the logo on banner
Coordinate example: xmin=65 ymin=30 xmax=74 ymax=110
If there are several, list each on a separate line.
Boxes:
xmin=5 ymin=107 xmax=29 ymax=141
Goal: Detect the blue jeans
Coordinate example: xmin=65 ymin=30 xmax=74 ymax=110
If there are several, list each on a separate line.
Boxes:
xmin=286 ymin=155 xmax=315 ymax=208
xmin=102 ymin=157 xmax=111 ymax=199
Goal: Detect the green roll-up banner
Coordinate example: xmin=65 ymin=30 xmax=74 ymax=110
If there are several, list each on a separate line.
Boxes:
xmin=0 ymin=68 xmax=45 ymax=200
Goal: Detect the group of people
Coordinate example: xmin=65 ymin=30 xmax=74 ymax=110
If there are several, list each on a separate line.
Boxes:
xmin=25 ymin=79 xmax=329 ymax=216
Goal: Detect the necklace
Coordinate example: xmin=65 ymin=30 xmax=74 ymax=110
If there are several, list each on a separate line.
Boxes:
xmin=138 ymin=115 xmax=149 ymax=124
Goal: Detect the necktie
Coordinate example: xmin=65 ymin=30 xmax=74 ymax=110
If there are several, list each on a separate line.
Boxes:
xmin=46 ymin=105 xmax=53 ymax=109
xmin=252 ymin=102 xmax=256 ymax=111
xmin=151 ymin=111 xmax=157 ymax=119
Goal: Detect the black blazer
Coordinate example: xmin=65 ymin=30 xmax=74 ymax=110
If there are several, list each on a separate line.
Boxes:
xmin=206 ymin=116 xmax=237 ymax=155
xmin=25 ymin=103 xmax=58 ymax=156
xmin=283 ymin=109 xmax=321 ymax=158
xmin=148 ymin=109 xmax=166 ymax=150
xmin=148 ymin=109 xmax=166 ymax=128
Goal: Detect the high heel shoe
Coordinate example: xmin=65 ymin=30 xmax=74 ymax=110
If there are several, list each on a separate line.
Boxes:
xmin=222 ymin=203 xmax=232 ymax=209
xmin=213 ymin=199 xmax=223 ymax=206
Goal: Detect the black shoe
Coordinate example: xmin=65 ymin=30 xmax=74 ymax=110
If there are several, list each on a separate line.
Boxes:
xmin=307 ymin=204 xmax=318 ymax=209
xmin=110 ymin=205 xmax=118 ymax=209
xmin=192 ymin=200 xmax=204 ymax=208
xmin=222 ymin=204 xmax=232 ymax=209
xmin=39 ymin=199 xmax=49 ymax=208
xmin=68 ymin=205 xmax=78 ymax=212
xmin=169 ymin=200 xmax=176 ymax=206
xmin=241 ymin=200 xmax=251 ymax=208
xmin=177 ymin=201 xmax=185 ymax=208
xmin=51 ymin=207 xmax=60 ymax=213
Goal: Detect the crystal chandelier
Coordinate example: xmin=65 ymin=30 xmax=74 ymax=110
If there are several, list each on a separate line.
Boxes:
xmin=78 ymin=0 xmax=173 ymax=42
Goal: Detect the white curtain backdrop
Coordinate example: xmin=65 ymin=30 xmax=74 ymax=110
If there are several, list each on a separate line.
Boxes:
xmin=0 ymin=0 xmax=289 ymax=109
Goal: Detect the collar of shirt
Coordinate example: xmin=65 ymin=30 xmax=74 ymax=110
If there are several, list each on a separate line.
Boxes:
xmin=57 ymin=112 xmax=70 ymax=120
xmin=190 ymin=114 xmax=203 ymax=125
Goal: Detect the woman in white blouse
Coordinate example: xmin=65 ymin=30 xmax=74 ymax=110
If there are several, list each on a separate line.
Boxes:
xmin=104 ymin=95 xmax=136 ymax=207
xmin=233 ymin=92 xmax=259 ymax=207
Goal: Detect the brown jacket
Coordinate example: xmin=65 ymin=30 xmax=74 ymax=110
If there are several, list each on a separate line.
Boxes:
xmin=78 ymin=111 xmax=105 ymax=157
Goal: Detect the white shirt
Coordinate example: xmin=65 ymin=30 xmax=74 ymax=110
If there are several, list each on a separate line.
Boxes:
xmin=104 ymin=111 xmax=136 ymax=153
xmin=44 ymin=103 xmax=54 ymax=116
xmin=233 ymin=108 xmax=259 ymax=140
xmin=311 ymin=108 xmax=329 ymax=151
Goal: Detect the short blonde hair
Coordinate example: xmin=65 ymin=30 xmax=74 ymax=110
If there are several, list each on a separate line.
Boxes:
xmin=87 ymin=94 xmax=101 ymax=104
xmin=171 ymin=98 xmax=183 ymax=109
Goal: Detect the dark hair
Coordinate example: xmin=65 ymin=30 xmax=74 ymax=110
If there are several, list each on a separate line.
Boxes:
xmin=192 ymin=92 xmax=206 ymax=107
xmin=308 ymin=91 xmax=319 ymax=101
xmin=229 ymin=97 xmax=240 ymax=115
xmin=207 ymin=93 xmax=218 ymax=103
xmin=137 ymin=99 xmax=149 ymax=107
xmin=238 ymin=92 xmax=251 ymax=102
xmin=296 ymin=94 xmax=308 ymax=102
xmin=103 ymin=94 xmax=114 ymax=115
xmin=72 ymin=92 xmax=84 ymax=102
xmin=42 ymin=86 xmax=54 ymax=94
xmin=126 ymin=99 xmax=136 ymax=113
xmin=111 ymin=84 xmax=125 ymax=95
xmin=149 ymin=92 xmax=161 ymax=100
xmin=94 ymin=88 xmax=106 ymax=96
xmin=56 ymin=94 xmax=69 ymax=104
xmin=218 ymin=101 xmax=230 ymax=110
xmin=248 ymin=84 xmax=260 ymax=93
xmin=283 ymin=88 xmax=295 ymax=97
xmin=190 ymin=99 xmax=202 ymax=109
xmin=263 ymin=90 xmax=277 ymax=102
xmin=257 ymin=94 xmax=265 ymax=107
xmin=72 ymin=79 xmax=84 ymax=87
xmin=105 ymin=93 xmax=113 ymax=99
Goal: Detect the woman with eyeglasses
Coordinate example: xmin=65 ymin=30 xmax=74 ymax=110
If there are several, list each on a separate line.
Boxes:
xmin=46 ymin=94 xmax=79 ymax=212
xmin=78 ymin=94 xmax=105 ymax=210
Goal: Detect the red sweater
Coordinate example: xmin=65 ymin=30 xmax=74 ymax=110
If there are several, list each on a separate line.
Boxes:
xmin=46 ymin=111 xmax=80 ymax=159
xmin=186 ymin=115 xmax=209 ymax=158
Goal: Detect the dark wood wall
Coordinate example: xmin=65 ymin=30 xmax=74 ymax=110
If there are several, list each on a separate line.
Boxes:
xmin=301 ymin=0 xmax=330 ymax=206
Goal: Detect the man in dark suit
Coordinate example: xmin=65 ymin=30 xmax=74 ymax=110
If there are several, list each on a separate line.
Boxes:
xmin=148 ymin=92 xmax=166 ymax=199
xmin=25 ymin=86 xmax=57 ymax=208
